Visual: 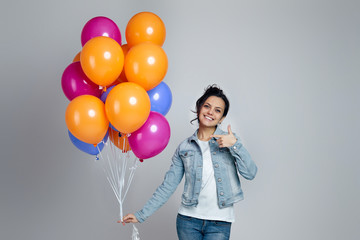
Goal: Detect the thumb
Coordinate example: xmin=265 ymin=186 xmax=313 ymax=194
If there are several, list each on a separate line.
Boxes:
xmin=227 ymin=124 xmax=233 ymax=135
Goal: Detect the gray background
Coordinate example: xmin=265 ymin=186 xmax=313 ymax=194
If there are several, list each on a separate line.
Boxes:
xmin=1 ymin=0 xmax=359 ymax=239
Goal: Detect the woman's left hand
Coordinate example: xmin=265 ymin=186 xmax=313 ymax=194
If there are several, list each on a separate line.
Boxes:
xmin=211 ymin=125 xmax=237 ymax=148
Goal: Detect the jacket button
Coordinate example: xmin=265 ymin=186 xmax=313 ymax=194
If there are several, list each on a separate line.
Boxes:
xmin=233 ymin=146 xmax=237 ymax=150
xmin=213 ymin=152 xmax=216 ymax=155
xmin=215 ymin=164 xmax=219 ymax=168
xmin=212 ymin=140 xmax=215 ymax=143
xmin=184 ymin=152 xmax=188 ymax=156
xmin=218 ymin=178 xmax=222 ymax=182
xmin=222 ymin=202 xmax=225 ymax=206
xmin=220 ymin=192 xmax=224 ymax=196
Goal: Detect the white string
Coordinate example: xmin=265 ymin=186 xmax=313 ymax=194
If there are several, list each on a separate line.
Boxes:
xmin=132 ymin=224 xmax=140 ymax=240
xmin=93 ymin=135 xmax=142 ymax=240
xmin=96 ymin=136 xmax=139 ymax=221
xmin=123 ymin=157 xmax=138 ymax=202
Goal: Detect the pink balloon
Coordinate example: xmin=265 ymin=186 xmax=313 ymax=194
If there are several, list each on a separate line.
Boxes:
xmin=81 ymin=16 xmax=122 ymax=46
xmin=128 ymin=111 xmax=170 ymax=159
xmin=61 ymin=62 xmax=102 ymax=101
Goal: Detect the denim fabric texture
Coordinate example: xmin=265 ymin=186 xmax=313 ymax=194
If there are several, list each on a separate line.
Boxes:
xmin=134 ymin=127 xmax=257 ymax=223
xmin=176 ymin=214 xmax=231 ymax=240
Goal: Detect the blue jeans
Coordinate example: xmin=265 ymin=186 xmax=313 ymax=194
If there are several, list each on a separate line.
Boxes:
xmin=176 ymin=214 xmax=231 ymax=240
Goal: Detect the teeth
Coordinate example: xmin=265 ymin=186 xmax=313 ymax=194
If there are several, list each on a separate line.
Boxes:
xmin=205 ymin=116 xmax=213 ymax=120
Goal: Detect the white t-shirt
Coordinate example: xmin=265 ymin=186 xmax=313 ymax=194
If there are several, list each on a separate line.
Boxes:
xmin=178 ymin=139 xmax=235 ymax=222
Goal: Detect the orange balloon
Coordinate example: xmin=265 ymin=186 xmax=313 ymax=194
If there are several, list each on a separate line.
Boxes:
xmin=109 ymin=128 xmax=131 ymax=152
xmin=105 ymin=82 xmax=150 ymax=134
xmin=109 ymin=75 xmax=126 ymax=88
xmin=108 ymin=80 xmax=119 ymax=88
xmin=118 ymin=44 xmax=130 ymax=83
xmin=110 ymin=44 xmax=130 ymax=87
xmin=65 ymin=95 xmax=109 ymax=144
xmin=80 ymin=36 xmax=124 ymax=87
xmin=73 ymin=51 xmax=81 ymax=62
xmin=125 ymin=43 xmax=168 ymax=91
xmin=126 ymin=12 xmax=166 ymax=48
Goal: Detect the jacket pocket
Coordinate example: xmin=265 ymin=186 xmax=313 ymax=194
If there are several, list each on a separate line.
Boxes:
xmin=179 ymin=150 xmax=194 ymax=158
xmin=219 ymin=147 xmax=230 ymax=154
xmin=219 ymin=148 xmax=235 ymax=167
xmin=181 ymin=194 xmax=197 ymax=206
xmin=179 ymin=150 xmax=195 ymax=172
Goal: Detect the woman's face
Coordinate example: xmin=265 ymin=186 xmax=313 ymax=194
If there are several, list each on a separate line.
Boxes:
xmin=198 ymin=96 xmax=226 ymax=128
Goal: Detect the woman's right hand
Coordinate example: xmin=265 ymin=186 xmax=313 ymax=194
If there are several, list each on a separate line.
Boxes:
xmin=121 ymin=213 xmax=139 ymax=224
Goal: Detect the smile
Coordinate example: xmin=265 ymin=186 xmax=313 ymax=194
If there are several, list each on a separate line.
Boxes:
xmin=204 ymin=115 xmax=214 ymax=121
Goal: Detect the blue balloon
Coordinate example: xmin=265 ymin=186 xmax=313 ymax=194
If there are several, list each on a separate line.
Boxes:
xmin=100 ymin=85 xmax=116 ymax=103
xmin=68 ymin=130 xmax=109 ymax=155
xmin=147 ymin=82 xmax=172 ymax=116
xmin=100 ymin=85 xmax=119 ymax=131
xmin=109 ymin=123 xmax=118 ymax=131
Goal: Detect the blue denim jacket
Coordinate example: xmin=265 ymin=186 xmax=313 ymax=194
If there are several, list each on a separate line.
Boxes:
xmin=134 ymin=127 xmax=257 ymax=223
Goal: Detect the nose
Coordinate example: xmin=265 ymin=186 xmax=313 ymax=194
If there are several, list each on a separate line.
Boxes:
xmin=207 ymin=108 xmax=214 ymax=115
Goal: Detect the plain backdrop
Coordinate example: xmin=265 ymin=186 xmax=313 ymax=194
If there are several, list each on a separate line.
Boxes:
xmin=1 ymin=0 xmax=359 ymax=239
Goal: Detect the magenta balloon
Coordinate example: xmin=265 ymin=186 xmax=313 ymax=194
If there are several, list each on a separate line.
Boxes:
xmin=61 ymin=62 xmax=102 ymax=101
xmin=81 ymin=16 xmax=122 ymax=46
xmin=128 ymin=111 xmax=171 ymax=159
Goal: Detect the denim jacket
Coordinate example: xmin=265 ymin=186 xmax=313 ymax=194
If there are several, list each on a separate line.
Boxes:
xmin=134 ymin=127 xmax=257 ymax=223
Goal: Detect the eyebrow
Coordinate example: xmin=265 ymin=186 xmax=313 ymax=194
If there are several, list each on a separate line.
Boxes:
xmin=204 ymin=102 xmax=223 ymax=110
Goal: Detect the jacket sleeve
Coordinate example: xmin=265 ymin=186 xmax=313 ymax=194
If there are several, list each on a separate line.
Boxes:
xmin=228 ymin=134 xmax=257 ymax=180
xmin=134 ymin=147 xmax=184 ymax=223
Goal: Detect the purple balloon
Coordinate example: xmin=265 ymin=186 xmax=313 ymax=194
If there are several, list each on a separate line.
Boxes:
xmin=81 ymin=16 xmax=122 ymax=46
xmin=128 ymin=112 xmax=171 ymax=159
xmin=61 ymin=62 xmax=102 ymax=101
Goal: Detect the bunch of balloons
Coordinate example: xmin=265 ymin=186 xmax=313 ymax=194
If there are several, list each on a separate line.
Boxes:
xmin=62 ymin=12 xmax=172 ymax=160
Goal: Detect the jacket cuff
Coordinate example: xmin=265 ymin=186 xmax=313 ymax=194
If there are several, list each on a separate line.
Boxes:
xmin=134 ymin=211 xmax=145 ymax=223
xmin=228 ymin=139 xmax=243 ymax=152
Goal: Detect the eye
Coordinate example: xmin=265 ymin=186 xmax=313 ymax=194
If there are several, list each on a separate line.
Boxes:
xmin=216 ymin=109 xmax=221 ymax=113
xmin=203 ymin=104 xmax=210 ymax=108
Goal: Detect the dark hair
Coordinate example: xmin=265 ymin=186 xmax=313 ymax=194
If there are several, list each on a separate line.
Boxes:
xmin=191 ymin=84 xmax=230 ymax=124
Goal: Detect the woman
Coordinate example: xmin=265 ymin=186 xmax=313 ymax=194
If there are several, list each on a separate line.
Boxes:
xmin=122 ymin=85 xmax=257 ymax=240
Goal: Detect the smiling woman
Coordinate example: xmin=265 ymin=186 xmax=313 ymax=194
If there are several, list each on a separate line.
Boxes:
xmin=122 ymin=85 xmax=257 ymax=240
xmin=191 ymin=85 xmax=230 ymax=126
xmin=197 ymin=96 xmax=226 ymax=131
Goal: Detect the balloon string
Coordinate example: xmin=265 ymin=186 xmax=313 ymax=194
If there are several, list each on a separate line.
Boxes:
xmin=132 ymin=224 xmax=140 ymax=240
xmin=122 ymin=156 xmax=138 ymax=203
xmin=119 ymin=150 xmax=125 ymax=219
xmin=97 ymin=145 xmax=121 ymax=202
xmin=120 ymin=136 xmax=136 ymax=203
xmin=97 ymin=144 xmax=121 ymax=211
xmin=122 ymin=155 xmax=132 ymax=202
xmin=96 ymin=139 xmax=139 ymax=221
xmin=106 ymin=176 xmax=121 ymax=203
xmin=105 ymin=150 xmax=118 ymax=195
